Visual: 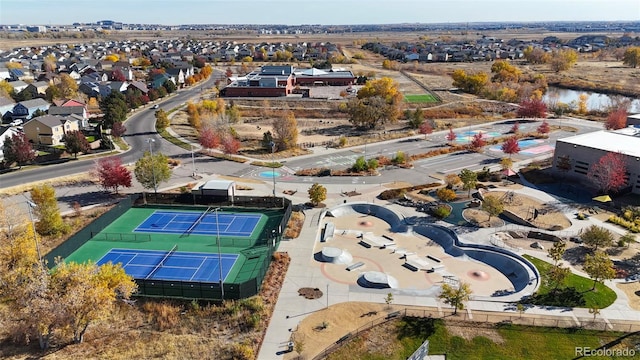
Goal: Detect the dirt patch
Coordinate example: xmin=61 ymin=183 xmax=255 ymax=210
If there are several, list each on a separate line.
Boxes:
xmin=446 ymin=322 xmax=505 ymax=344
xmin=463 ymin=208 xmax=505 ymax=228
xmin=286 ymin=302 xmax=390 ymax=360
xmin=616 ymin=282 xmax=640 ymax=311
xmin=484 ymin=190 xmax=572 ymax=230
xmin=383 ymin=181 xmax=414 ymax=189
xmin=298 ymin=287 xmax=323 ymax=300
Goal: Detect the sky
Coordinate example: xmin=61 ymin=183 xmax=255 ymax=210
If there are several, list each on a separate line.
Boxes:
xmin=1 ymin=0 xmax=639 ymax=26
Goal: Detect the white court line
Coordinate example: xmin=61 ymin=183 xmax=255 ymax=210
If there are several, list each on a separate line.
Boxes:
xmin=189 ymin=257 xmax=208 ymax=281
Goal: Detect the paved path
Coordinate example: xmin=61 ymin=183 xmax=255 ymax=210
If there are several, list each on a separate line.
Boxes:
xmin=257 ymin=182 xmax=640 ymax=360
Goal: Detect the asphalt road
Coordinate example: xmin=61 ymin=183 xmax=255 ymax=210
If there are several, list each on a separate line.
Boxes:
xmin=0 ymin=74 xmax=221 ymax=189
xmin=0 ymin=87 xmax=604 ymax=191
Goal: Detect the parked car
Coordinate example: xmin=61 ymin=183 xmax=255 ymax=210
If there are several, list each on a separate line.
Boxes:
xmin=9 ymin=119 xmax=23 ymax=126
xmin=152 ymin=104 xmax=159 ymax=109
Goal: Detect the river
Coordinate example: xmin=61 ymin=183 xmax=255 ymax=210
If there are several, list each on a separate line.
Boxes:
xmin=543 ymin=87 xmax=640 ymax=113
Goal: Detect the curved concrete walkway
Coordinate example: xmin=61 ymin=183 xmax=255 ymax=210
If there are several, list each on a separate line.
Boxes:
xmin=257 ymin=182 xmax=640 ymax=360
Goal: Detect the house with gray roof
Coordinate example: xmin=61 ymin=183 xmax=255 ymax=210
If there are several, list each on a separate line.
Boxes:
xmin=23 ymin=114 xmax=79 ymax=146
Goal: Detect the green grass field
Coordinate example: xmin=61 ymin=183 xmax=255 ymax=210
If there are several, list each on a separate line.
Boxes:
xmin=523 ymin=255 xmax=617 ymax=309
xmin=327 ymin=318 xmax=634 ymax=360
xmin=404 ymin=94 xmax=438 ymax=103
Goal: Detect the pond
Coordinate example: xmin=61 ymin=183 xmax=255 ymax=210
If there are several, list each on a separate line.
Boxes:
xmin=543 ymin=86 xmax=640 ymax=113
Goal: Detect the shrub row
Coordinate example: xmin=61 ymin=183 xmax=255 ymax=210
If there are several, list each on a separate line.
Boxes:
xmin=378 ymin=182 xmax=442 ymax=200
xmin=608 ymin=215 xmax=640 ymax=233
xmin=209 ymin=153 xmax=248 ymax=163
xmin=250 ymin=161 xmax=282 ymax=168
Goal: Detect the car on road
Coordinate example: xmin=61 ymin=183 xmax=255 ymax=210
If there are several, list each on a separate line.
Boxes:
xmin=152 ymin=104 xmax=159 ymax=109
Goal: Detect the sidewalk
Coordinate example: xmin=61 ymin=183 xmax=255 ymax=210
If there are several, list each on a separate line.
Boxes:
xmin=257 ymin=182 xmax=640 ymax=360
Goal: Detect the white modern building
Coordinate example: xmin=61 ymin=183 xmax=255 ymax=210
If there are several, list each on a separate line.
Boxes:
xmin=553 ymin=126 xmax=640 ymax=194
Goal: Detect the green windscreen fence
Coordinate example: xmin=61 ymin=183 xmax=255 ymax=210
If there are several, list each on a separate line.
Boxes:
xmin=46 ymin=193 xmax=292 ymax=301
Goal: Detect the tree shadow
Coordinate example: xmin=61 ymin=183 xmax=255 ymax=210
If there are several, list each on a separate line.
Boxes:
xmin=563 ymin=246 xmax=590 ymax=266
xmin=522 ymin=287 xmax=586 ymax=308
xmin=57 ymin=190 xmax=115 ymax=207
xmin=396 ymin=316 xmax=437 ymax=340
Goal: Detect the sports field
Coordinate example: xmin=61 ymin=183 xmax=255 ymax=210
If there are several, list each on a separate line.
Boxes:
xmin=65 ymin=207 xmax=282 ymax=286
xmin=404 ymin=94 xmax=439 ymax=103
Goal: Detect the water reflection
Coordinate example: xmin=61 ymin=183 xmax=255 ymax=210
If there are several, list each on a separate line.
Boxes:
xmin=544 ymin=87 xmax=640 ymax=112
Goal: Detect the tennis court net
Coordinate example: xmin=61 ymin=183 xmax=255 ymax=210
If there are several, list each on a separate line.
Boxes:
xmin=182 ymin=207 xmax=212 ymax=237
xmin=145 ymin=244 xmax=178 ymax=280
xmin=91 ymin=232 xmax=152 ymax=242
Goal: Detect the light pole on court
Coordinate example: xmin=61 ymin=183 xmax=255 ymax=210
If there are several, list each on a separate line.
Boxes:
xmin=146 ymin=138 xmax=157 ymax=197
xmin=214 ymin=207 xmax=224 ymax=301
xmin=25 ymin=200 xmax=43 ymax=268
xmin=190 ymin=143 xmax=197 ymax=178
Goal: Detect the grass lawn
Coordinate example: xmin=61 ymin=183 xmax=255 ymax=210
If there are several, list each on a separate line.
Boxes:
xmin=523 ymin=255 xmax=617 ymax=309
xmin=327 ymin=318 xmax=631 ymax=360
xmin=404 ymin=94 xmax=438 ymax=103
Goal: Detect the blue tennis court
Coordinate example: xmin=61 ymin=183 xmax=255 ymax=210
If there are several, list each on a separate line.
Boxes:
xmin=134 ymin=210 xmax=262 ymax=237
xmin=97 ymin=248 xmax=238 ymax=282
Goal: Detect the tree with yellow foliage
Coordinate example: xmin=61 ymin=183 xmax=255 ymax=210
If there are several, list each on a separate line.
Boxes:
xmin=550 ymin=49 xmax=578 ymax=72
xmin=104 ymin=54 xmax=119 ymax=62
xmin=50 ymin=260 xmax=137 ymax=344
xmin=577 ymin=93 xmax=589 ymax=115
xmin=272 ymin=110 xmax=298 ymax=150
xmin=0 ymin=203 xmax=132 ymax=349
xmin=0 ymin=79 xmax=14 ymax=98
xmin=491 ymin=60 xmax=521 ymax=82
xmin=347 ymin=77 xmax=404 ymax=129
xmin=30 ymin=184 xmax=69 ymax=236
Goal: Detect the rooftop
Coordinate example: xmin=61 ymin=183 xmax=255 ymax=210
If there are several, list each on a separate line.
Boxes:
xmin=557 ymin=127 xmax=640 ymax=158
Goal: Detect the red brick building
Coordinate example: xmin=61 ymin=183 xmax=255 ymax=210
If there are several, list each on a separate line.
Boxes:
xmin=220 ymin=65 xmax=355 ymax=97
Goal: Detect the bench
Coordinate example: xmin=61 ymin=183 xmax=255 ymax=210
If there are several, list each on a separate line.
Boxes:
xmin=427 ymin=255 xmax=442 ymax=263
xmin=403 ymin=262 xmax=419 ymax=272
xmin=382 ymin=235 xmax=394 ymax=242
xmin=359 ymin=240 xmax=372 ymax=248
xmin=346 ymin=262 xmax=365 ymax=271
xmin=386 ymin=311 xmax=401 ymax=319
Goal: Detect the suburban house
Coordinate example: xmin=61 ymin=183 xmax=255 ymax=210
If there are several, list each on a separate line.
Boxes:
xmin=0 ymin=126 xmax=21 ymax=161
xmin=3 ymin=98 xmax=51 ymax=121
xmin=127 ymin=81 xmax=149 ymax=95
xmin=0 ymin=96 xmax=16 ymax=120
xmin=150 ymin=73 xmax=176 ymax=89
xmin=8 ymin=80 xmax=29 ymax=93
xmin=23 ymin=114 xmax=80 ymax=146
xmin=165 ymin=68 xmax=185 ymax=87
xmin=48 ymin=101 xmax=89 ymax=128
xmin=8 ymin=68 xmax=34 ymax=82
xmin=24 ymin=80 xmax=51 ymax=98
xmin=0 ymin=67 xmax=10 ymax=81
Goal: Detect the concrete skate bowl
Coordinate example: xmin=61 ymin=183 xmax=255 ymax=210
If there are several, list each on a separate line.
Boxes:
xmin=357 ymin=271 xmax=399 ymax=289
xmin=318 ymin=247 xmax=353 ymax=265
xmin=414 ymin=225 xmax=540 ymax=299
xmin=324 ymin=202 xmax=408 ymax=233
xmin=323 ymin=202 xmax=540 ymax=300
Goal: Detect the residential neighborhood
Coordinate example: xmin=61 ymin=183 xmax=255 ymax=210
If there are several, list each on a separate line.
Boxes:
xmin=1 ymin=15 xmax=640 ymax=360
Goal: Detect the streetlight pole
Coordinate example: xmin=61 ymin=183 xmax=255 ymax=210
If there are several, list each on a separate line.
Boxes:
xmin=146 ymin=138 xmax=157 ymax=197
xmin=191 ymin=144 xmax=197 ymax=178
xmin=214 ymin=207 xmax=224 ymax=301
xmin=25 ymin=201 xmax=42 ymax=267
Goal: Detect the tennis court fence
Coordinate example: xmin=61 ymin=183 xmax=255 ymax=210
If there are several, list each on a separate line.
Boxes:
xmin=91 ymin=232 xmax=152 ymax=243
